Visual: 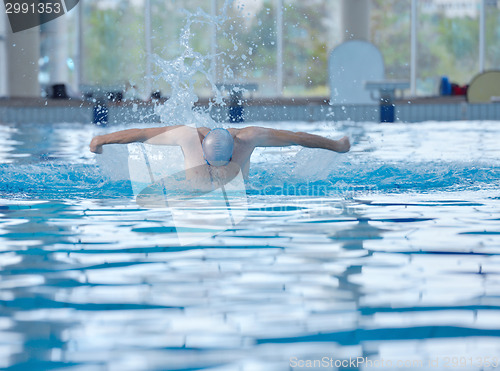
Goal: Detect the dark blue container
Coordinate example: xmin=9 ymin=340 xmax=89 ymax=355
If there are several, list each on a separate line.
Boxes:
xmin=440 ymin=76 xmax=452 ymax=96
xmin=380 ymin=104 xmax=395 ymax=123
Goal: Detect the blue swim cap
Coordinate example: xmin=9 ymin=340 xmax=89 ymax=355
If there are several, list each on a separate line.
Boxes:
xmin=202 ymin=128 xmax=234 ymax=166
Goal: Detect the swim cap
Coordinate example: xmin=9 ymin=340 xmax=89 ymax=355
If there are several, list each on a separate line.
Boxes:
xmin=202 ymin=128 xmax=234 ymax=166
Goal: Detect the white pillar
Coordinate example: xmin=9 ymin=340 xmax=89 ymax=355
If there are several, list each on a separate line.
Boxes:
xmin=341 ymin=0 xmax=371 ymax=42
xmin=45 ymin=16 xmax=68 ymax=85
xmin=276 ymin=0 xmax=283 ymax=95
xmin=6 ymin=25 xmax=40 ymax=97
xmin=479 ymin=0 xmax=486 ymax=73
xmin=410 ymin=0 xmax=417 ymax=96
xmin=0 ymin=1 xmax=7 ymax=96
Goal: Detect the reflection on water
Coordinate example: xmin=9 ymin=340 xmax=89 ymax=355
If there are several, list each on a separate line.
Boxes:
xmin=1 ymin=194 xmax=500 ymax=370
xmin=1 ymin=121 xmax=500 ymax=370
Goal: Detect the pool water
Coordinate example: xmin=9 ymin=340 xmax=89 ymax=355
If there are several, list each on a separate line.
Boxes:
xmin=1 ymin=120 xmax=499 ymax=370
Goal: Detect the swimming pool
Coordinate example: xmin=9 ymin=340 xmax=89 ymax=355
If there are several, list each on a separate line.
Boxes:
xmin=1 ymin=120 xmax=499 ymax=370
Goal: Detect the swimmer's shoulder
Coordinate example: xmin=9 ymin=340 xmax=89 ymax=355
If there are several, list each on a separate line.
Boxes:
xmin=196 ymin=126 xmax=211 ymax=135
xmin=196 ymin=126 xmax=211 ymax=141
xmin=233 ymin=126 xmax=262 ymax=138
xmin=234 ymin=126 xmax=269 ymax=145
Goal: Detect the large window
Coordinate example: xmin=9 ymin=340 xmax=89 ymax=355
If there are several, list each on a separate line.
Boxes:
xmin=82 ymin=0 xmax=146 ymax=94
xmin=283 ymin=0 xmax=341 ymax=97
xmin=485 ymin=0 xmax=500 ymax=70
xmin=59 ymin=0 xmax=499 ymax=99
xmin=215 ymin=0 xmax=278 ymax=96
xmin=370 ymin=0 xmax=411 ymax=81
xmin=149 ymin=0 xmax=211 ymax=96
xmin=416 ymin=0 xmax=480 ymax=95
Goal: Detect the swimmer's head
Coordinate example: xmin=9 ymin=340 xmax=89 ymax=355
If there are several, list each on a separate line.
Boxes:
xmin=202 ymin=128 xmax=234 ymax=167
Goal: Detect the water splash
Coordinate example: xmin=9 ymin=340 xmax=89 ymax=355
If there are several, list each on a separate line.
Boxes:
xmin=152 ymin=1 xmax=241 ymax=127
xmin=2 ymin=158 xmax=498 ymax=200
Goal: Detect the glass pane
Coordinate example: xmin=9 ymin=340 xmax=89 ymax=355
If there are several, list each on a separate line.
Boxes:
xmin=371 ymin=0 xmax=411 ymax=81
xmin=150 ymin=0 xmax=212 ymax=97
xmin=485 ymin=0 xmax=500 ymax=70
xmin=215 ymin=0 xmax=278 ymax=97
xmin=417 ymin=0 xmax=480 ymax=95
xmin=283 ymin=0 xmax=341 ymax=97
xmin=82 ymin=0 xmax=146 ymax=95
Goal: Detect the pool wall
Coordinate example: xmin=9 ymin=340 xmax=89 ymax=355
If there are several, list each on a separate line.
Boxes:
xmin=1 ymin=98 xmax=500 ymax=124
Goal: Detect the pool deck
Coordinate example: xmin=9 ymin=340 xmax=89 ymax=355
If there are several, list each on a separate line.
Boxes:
xmin=0 ymin=96 xmax=499 ymax=124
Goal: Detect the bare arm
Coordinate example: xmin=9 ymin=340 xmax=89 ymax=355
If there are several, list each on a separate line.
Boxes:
xmin=247 ymin=126 xmax=350 ymax=153
xmin=89 ymin=125 xmax=186 ymax=153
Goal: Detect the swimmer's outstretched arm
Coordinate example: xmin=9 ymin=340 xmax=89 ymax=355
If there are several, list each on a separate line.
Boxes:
xmin=247 ymin=127 xmax=350 ymax=153
xmin=90 ymin=125 xmax=196 ymax=153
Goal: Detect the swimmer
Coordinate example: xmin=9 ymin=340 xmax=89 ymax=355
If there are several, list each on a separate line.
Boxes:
xmin=90 ymin=125 xmax=350 ymax=183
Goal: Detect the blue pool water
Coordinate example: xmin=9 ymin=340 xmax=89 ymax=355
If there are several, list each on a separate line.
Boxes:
xmin=1 ymin=120 xmax=500 ymax=370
